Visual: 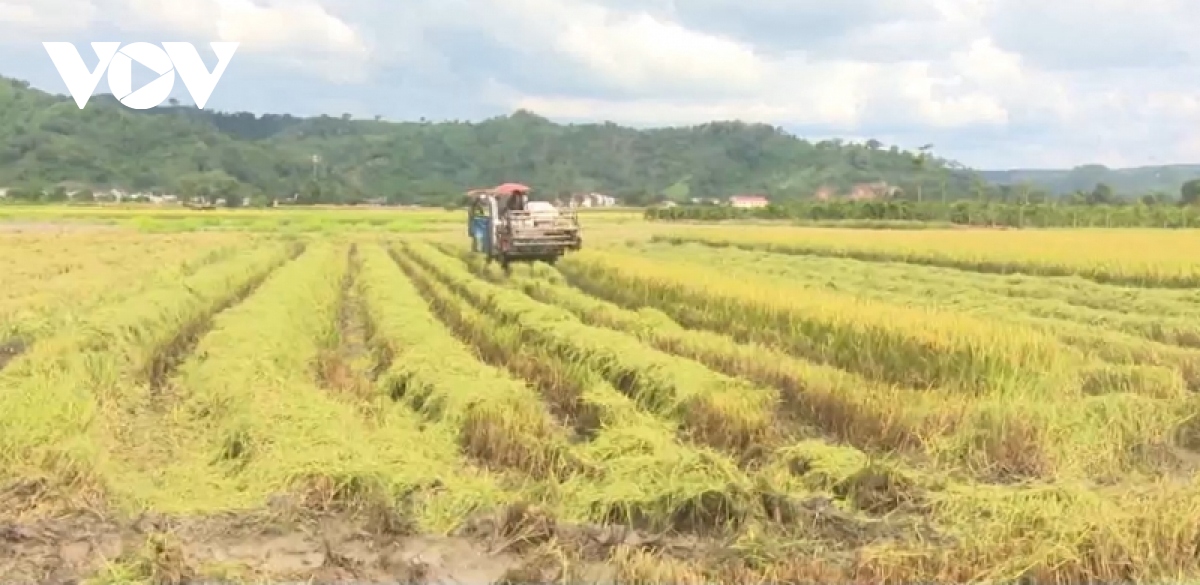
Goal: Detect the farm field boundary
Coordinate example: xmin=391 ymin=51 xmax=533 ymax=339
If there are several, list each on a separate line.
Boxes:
xmin=1 ymin=222 xmax=1200 ymax=583
xmin=652 ymin=228 xmax=1200 ymax=288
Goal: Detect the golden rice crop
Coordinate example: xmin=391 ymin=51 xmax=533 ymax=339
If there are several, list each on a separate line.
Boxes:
xmin=449 ymin=247 xmax=932 ymax=453
xmin=0 ymin=242 xmax=296 ymax=489
xmin=398 ymin=247 xmax=936 ymax=539
xmin=358 ymin=244 xmax=578 ymax=480
xmin=629 ymin=240 xmax=1200 ymax=393
xmin=401 ymin=241 xmax=780 ymax=458
xmin=654 ymin=226 xmax=1200 ymax=287
xmin=100 ymin=241 xmax=510 ymax=527
xmin=456 ymin=251 xmax=1182 ymax=481
xmin=558 ymin=249 xmax=1078 ymax=396
xmin=4 ymin=215 xmax=1200 ymax=585
xmin=638 ymin=240 xmax=1200 ymax=351
xmin=393 ymin=249 xmax=765 ymax=531
xmin=0 ymin=234 xmax=246 ymax=343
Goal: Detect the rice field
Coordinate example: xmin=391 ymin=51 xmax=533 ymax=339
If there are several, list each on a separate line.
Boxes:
xmin=2 ymin=213 xmax=1200 ymax=584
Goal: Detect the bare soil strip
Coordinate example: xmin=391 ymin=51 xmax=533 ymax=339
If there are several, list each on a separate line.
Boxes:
xmin=317 ymin=244 xmax=383 ymax=407
xmin=0 ymin=483 xmax=634 ymax=584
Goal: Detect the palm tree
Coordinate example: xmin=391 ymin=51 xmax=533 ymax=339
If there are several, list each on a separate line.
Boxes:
xmin=912 ymin=144 xmax=934 ymax=202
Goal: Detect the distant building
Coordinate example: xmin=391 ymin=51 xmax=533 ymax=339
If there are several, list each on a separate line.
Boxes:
xmin=729 ymin=194 xmax=769 ymax=208
xmin=567 ymin=192 xmax=618 ymax=208
xmin=848 ymin=181 xmax=900 ymax=201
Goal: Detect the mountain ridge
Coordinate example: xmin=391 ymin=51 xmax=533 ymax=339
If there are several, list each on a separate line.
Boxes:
xmin=3 ymin=75 xmax=1198 ymax=203
xmin=979 ymin=164 xmax=1200 ymax=195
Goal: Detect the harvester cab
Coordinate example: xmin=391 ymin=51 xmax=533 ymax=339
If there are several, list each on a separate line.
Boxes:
xmin=467 ymin=183 xmax=582 ymax=269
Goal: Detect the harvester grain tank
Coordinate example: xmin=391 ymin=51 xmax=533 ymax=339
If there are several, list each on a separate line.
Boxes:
xmin=467 ymin=183 xmax=582 ymax=269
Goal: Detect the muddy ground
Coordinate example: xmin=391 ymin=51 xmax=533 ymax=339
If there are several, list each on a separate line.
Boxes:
xmin=0 ymin=474 xmax=935 ymax=584
xmin=0 ymin=503 xmax=603 ymax=584
xmin=0 ymin=478 xmax=729 ymax=585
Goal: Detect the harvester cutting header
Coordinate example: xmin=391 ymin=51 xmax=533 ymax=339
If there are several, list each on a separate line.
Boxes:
xmin=467 ymin=183 xmax=582 ymax=269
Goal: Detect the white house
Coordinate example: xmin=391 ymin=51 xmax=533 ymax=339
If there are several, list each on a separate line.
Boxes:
xmin=729 ymin=195 xmax=769 ymax=208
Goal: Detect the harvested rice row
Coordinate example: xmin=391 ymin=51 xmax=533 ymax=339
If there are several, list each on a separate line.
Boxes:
xmin=404 ymin=250 xmax=941 ymax=537
xmin=1049 ymin=323 xmax=1200 ymax=391
xmin=0 ymin=241 xmax=299 ymax=489
xmin=357 ymin=244 xmax=579 ymax=481
xmin=407 ymin=241 xmax=1200 ymax=584
xmin=557 ymin=249 xmax=1079 ymax=396
xmin=312 ymin=243 xmax=377 ymax=408
xmin=643 ymin=241 xmax=1200 ymax=349
xmin=450 ymin=254 xmax=1110 ymax=480
xmin=0 ymin=232 xmax=244 ymax=300
xmin=651 ymin=228 xmax=1200 ymax=288
xmin=393 ymin=249 xmax=601 ymax=434
xmin=108 ymin=242 xmax=509 ymax=529
xmin=629 ymin=243 xmax=1198 ymax=397
xmin=0 ymin=235 xmax=247 ymax=344
xmin=643 ymin=479 xmax=1200 ymax=585
xmin=0 ymin=231 xmax=217 ymax=281
xmin=400 ymin=242 xmax=779 ymax=460
xmin=555 ymin=253 xmax=1193 ymax=480
xmin=453 ymin=252 xmax=933 ymax=450
xmin=391 ymin=248 xmax=772 ymax=533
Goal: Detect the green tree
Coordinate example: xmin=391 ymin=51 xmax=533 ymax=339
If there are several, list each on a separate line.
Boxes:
xmin=43 ymin=185 xmax=68 ymax=202
xmin=1088 ymin=182 xmax=1116 ymax=205
xmin=1181 ymin=179 xmax=1200 ymax=205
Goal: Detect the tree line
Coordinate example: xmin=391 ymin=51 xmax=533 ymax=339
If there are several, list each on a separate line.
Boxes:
xmin=646 ymin=198 xmax=1200 ymax=228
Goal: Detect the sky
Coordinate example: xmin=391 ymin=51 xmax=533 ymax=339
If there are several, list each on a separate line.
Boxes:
xmin=1 ymin=0 xmax=1199 ymax=170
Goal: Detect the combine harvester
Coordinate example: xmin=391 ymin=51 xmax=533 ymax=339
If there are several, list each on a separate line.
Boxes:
xmin=466 ymin=182 xmax=582 ymax=270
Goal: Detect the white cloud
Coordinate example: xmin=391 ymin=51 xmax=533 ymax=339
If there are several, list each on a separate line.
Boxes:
xmin=0 ymin=0 xmax=369 ymax=82
xmin=984 ymin=0 xmax=1198 ymax=70
xmin=505 ymin=46 xmax=1011 ymax=130
xmin=117 ymin=0 xmax=366 ymax=57
xmin=0 ymin=0 xmax=98 ymax=31
xmin=552 ymin=12 xmax=767 ymax=94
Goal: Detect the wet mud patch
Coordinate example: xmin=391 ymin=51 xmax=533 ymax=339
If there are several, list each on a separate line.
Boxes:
xmin=758 ymin=493 xmax=944 ymax=549
xmin=1126 ymin=440 xmax=1200 ymax=480
xmin=0 ymin=495 xmax=721 ymax=585
xmin=0 ymin=500 xmax=521 ymax=584
xmin=0 ymin=485 xmax=948 ymax=584
xmin=832 ymin=464 xmax=927 ymax=515
xmin=1164 ymin=414 xmax=1200 ymax=476
xmin=0 ymin=477 xmax=109 ymax=523
xmin=456 ymin=502 xmax=714 ymax=567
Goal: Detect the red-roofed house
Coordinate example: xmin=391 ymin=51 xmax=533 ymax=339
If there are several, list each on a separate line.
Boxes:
xmin=729 ymin=194 xmax=769 ymax=208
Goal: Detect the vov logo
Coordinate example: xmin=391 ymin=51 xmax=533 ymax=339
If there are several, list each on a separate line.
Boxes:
xmin=43 ymin=42 xmax=239 ymax=110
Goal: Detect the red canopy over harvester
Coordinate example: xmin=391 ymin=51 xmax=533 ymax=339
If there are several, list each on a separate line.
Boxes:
xmin=491 ymin=182 xmax=530 ymax=195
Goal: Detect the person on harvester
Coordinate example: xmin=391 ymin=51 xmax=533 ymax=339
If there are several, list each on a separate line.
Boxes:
xmin=506 ymin=191 xmax=527 ymax=213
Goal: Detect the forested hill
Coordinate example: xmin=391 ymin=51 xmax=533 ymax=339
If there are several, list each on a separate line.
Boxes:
xmin=0 ymin=76 xmax=975 ymax=205
xmin=979 ymin=165 xmax=1200 ymax=196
